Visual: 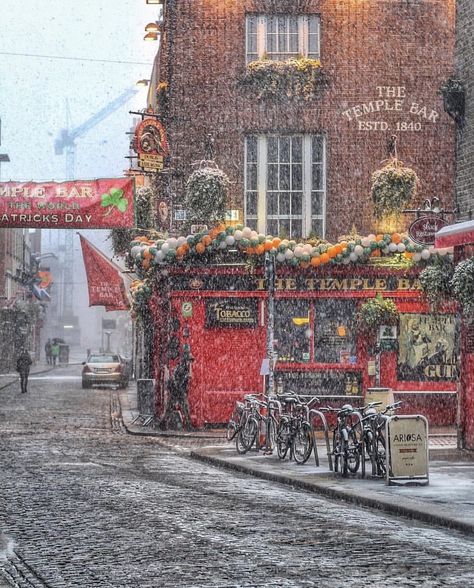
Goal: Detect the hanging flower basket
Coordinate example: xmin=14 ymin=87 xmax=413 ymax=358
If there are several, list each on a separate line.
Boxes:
xmin=185 ymin=165 xmax=230 ymax=225
xmin=419 ymin=258 xmax=454 ymax=311
xmin=240 ymin=57 xmax=325 ymax=101
xmin=451 ymin=257 xmax=474 ymax=322
xmin=356 ymin=294 xmax=399 ymax=332
xmin=156 ymin=81 xmax=169 ymax=118
xmin=371 ymin=158 xmax=419 ymax=220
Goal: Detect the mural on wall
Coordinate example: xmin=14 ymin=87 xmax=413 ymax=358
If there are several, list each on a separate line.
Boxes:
xmin=398 ymin=314 xmax=459 ymax=381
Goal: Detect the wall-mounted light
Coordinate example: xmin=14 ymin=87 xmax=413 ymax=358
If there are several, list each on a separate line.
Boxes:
xmin=136 ymin=79 xmax=150 ymax=87
xmin=145 ymin=22 xmax=160 ymax=33
xmin=143 ymin=31 xmax=159 ymax=41
xmin=146 ymin=0 xmax=162 ymax=4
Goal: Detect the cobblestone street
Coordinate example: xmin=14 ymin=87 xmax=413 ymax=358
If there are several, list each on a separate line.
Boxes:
xmin=1 ymin=366 xmax=474 ymax=587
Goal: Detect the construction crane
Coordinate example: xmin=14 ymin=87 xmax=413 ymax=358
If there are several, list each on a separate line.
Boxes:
xmin=54 ymin=86 xmax=139 ymax=180
xmin=52 ymin=86 xmax=139 ymax=333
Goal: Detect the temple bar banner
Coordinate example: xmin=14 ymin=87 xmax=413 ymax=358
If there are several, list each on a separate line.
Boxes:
xmin=0 ymin=178 xmax=135 ymax=228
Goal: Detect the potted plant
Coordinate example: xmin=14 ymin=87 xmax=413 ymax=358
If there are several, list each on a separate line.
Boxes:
xmin=419 ymin=258 xmax=454 ymax=311
xmin=440 ymin=78 xmax=465 ymax=125
xmin=451 ymin=256 xmax=474 ymax=322
xmin=371 ymin=158 xmax=418 ymax=231
xmin=356 ymin=293 xmax=399 ymax=332
xmin=240 ymin=56 xmax=325 ymax=101
xmin=185 ymin=164 xmax=230 ymax=225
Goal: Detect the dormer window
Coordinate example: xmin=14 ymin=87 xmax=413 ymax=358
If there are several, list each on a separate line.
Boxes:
xmin=246 ymin=14 xmax=320 ymax=63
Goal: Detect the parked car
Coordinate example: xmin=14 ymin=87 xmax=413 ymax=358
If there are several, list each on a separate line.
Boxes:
xmin=81 ymin=353 xmax=129 ymax=389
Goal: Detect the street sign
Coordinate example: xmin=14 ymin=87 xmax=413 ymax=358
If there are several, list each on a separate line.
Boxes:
xmin=385 ymin=415 xmax=429 ymax=485
xmin=102 ymin=319 xmax=117 ymax=330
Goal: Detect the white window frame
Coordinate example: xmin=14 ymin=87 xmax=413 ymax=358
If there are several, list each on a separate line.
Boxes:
xmin=245 ymin=135 xmax=326 ymax=239
xmin=246 ymin=14 xmax=320 ymax=63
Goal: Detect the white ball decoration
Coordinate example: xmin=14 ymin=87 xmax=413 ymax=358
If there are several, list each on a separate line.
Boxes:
xmin=361 ymin=237 xmax=371 ymax=248
xmin=276 ymin=252 xmax=286 ymax=262
xmin=177 ymin=236 xmax=187 ymax=247
xmin=349 ymin=252 xmax=358 ymax=262
xmin=367 ymin=234 xmax=376 ymax=241
xmin=131 ymin=246 xmax=141 ymax=258
xmin=219 ymin=240 xmax=227 ymax=249
xmin=234 ymin=230 xmax=243 ymax=241
xmin=225 ymin=235 xmax=235 ymax=246
xmin=155 ymin=250 xmax=165 ymax=262
xmin=167 ymin=238 xmax=178 ymax=250
xmin=413 ymin=252 xmax=422 ymax=262
xmin=421 ymin=249 xmax=430 ymax=260
xmin=161 ymin=242 xmax=170 ymax=255
xmin=294 ymin=246 xmax=304 ymax=258
xmin=302 ymin=244 xmax=313 ymax=255
xmin=397 ymin=243 xmax=406 ymax=253
xmin=438 ymin=248 xmax=449 ymax=257
xmin=354 ymin=245 xmax=364 ymax=256
xmin=343 ymin=257 xmax=351 ymax=265
xmin=388 ymin=242 xmax=398 ymax=252
xmin=382 ymin=247 xmax=389 ymax=254
xmin=242 ymin=227 xmax=252 ymax=239
xmin=285 ymin=249 xmax=294 ymax=260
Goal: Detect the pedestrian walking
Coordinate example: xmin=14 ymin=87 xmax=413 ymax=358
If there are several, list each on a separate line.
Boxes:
xmin=51 ymin=341 xmax=60 ymax=366
xmin=16 ymin=349 xmax=32 ymax=394
xmin=44 ymin=338 xmax=52 ymax=365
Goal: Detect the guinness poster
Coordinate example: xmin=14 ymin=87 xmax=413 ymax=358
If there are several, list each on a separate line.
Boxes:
xmin=398 ymin=314 xmax=459 ymax=381
xmin=205 ymin=299 xmax=258 ymax=329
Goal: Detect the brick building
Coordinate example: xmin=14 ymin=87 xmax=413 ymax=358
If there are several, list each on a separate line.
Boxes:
xmin=455 ymin=0 xmax=474 ymax=221
xmin=152 ymin=0 xmax=456 ymax=240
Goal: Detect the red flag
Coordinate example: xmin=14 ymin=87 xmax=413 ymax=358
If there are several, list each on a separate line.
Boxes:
xmin=79 ymin=234 xmax=129 ymax=311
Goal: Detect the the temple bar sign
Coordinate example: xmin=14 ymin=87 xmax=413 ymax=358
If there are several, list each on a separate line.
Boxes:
xmin=205 ymin=299 xmax=258 ymax=328
xmin=255 ymin=277 xmax=421 ymax=292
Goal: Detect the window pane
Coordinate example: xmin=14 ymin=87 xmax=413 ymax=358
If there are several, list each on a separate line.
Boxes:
xmin=247 ymin=218 xmax=258 ymax=231
xmin=267 ymin=17 xmax=276 ymax=34
xmin=268 ymin=219 xmax=279 ymax=236
xmin=314 ymin=300 xmax=357 ymax=363
xmin=279 ymin=164 xmax=290 ymax=190
xmin=248 ymin=35 xmax=257 ymax=55
xmin=267 ymin=33 xmax=277 ymax=54
xmin=312 ymin=164 xmax=323 ymax=190
xmin=279 ymin=137 xmax=290 ymax=162
xmin=308 ymin=15 xmax=319 ymax=35
xmin=279 ymin=218 xmax=291 ymax=238
xmin=268 ymin=137 xmax=278 ymax=163
xmin=280 ymin=193 xmax=291 ymax=215
xmin=292 ymin=136 xmax=302 ymax=162
xmin=311 ymin=192 xmax=323 ymax=215
xmin=267 ymin=192 xmax=279 ymax=215
xmin=311 ymin=218 xmax=324 ymax=238
xmin=246 ymin=192 xmax=257 ymax=216
xmin=275 ymin=299 xmax=310 ymax=363
xmin=246 ymin=164 xmax=257 ymax=191
xmin=292 ymin=193 xmax=302 ymax=215
xmin=312 ymin=136 xmax=324 ymax=162
xmin=292 ymin=164 xmax=302 ymax=190
xmin=308 ymin=34 xmax=319 ymax=57
xmin=247 ymin=16 xmax=257 ymax=34
xmin=268 ymin=164 xmax=279 ymax=190
xmin=246 ymin=136 xmax=258 ymax=162
xmin=291 ymin=220 xmax=303 ymax=239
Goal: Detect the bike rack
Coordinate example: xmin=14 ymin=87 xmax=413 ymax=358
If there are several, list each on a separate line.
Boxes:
xmin=309 ymin=409 xmax=332 ymax=471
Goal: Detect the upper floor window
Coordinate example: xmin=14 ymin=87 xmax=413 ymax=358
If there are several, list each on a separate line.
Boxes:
xmin=245 ymin=134 xmax=326 ymax=239
xmin=246 ymin=14 xmax=320 ymax=63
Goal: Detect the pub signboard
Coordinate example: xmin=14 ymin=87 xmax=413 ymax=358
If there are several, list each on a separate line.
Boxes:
xmin=205 ymin=299 xmax=258 ymax=329
xmin=409 ymin=216 xmax=448 ymax=246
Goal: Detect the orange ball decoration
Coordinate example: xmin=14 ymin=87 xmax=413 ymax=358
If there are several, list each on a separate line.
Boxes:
xmin=255 ymin=244 xmax=265 ymax=255
xmin=376 ymin=234 xmax=384 ymax=242
xmin=202 ymin=235 xmax=212 ymax=246
xmin=272 ymin=237 xmax=281 ymax=249
xmin=370 ymin=249 xmax=381 ymax=257
xmin=391 ymin=233 xmax=402 ymax=244
xmin=176 ymin=246 xmax=186 ymax=258
xmin=328 ymin=247 xmax=337 ymax=258
xmin=311 ymin=256 xmax=321 ymax=267
xmin=320 ymin=253 xmax=330 ymax=264
xmin=195 ymin=242 xmax=205 ymax=254
xmin=264 ymin=240 xmax=274 ymax=251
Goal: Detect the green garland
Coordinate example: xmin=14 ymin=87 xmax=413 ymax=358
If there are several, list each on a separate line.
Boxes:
xmin=419 ymin=258 xmax=454 ymax=311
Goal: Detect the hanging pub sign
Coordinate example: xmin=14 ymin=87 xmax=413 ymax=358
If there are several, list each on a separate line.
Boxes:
xmin=134 ymin=118 xmax=169 ymax=172
xmin=0 ymin=178 xmax=135 ymax=229
xmin=205 ymin=299 xmax=258 ymax=329
xmin=398 ymin=314 xmax=459 ymax=381
xmin=408 ymin=215 xmax=448 ymax=246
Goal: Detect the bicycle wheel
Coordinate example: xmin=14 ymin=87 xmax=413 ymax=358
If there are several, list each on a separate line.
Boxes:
xmin=276 ymin=419 xmax=291 ymax=460
xmin=333 ymin=429 xmax=342 ymax=473
xmin=293 ymin=421 xmax=314 ymax=465
xmin=236 ymin=416 xmax=258 ymax=454
xmin=265 ymin=416 xmax=277 ymax=452
xmin=375 ymin=433 xmax=387 ymax=477
xmin=346 ymin=428 xmax=360 ymax=474
xmin=226 ymin=420 xmax=238 ymax=441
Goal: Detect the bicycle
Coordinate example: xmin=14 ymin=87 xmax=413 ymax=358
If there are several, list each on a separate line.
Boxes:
xmin=323 ymin=404 xmax=361 ymax=477
xmin=234 ymin=394 xmax=282 ymax=455
xmin=276 ymin=393 xmax=319 ymax=465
